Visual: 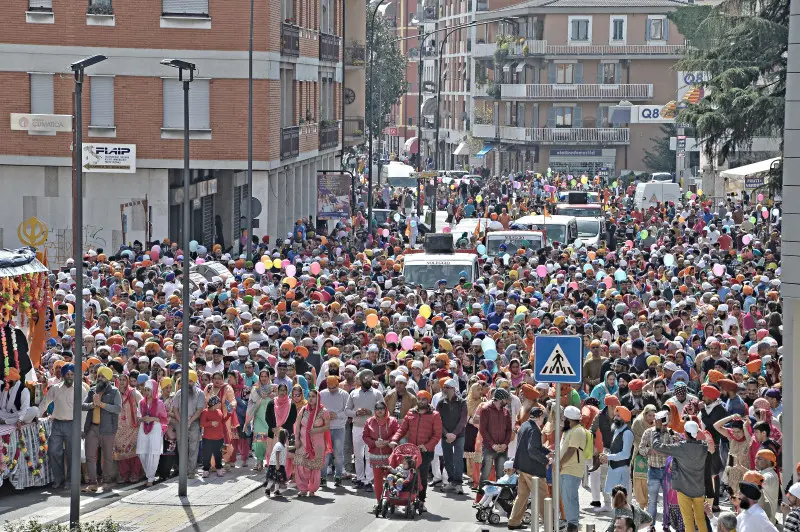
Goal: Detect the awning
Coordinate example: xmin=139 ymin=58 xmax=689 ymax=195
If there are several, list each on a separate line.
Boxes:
xmin=719 ymin=157 xmax=781 ymax=179
xmin=502 ymin=64 xmax=511 ymax=72
xmin=0 ymin=248 xmax=48 ymax=278
xmin=453 ymin=142 xmax=467 ymax=156
xmin=474 ymin=144 xmax=494 ymax=158
xmin=515 ymin=63 xmax=525 ymax=72
xmin=403 ymin=136 xmax=419 ymax=154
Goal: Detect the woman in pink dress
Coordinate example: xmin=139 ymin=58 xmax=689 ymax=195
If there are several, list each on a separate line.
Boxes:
xmin=293 ymin=389 xmax=331 ymax=497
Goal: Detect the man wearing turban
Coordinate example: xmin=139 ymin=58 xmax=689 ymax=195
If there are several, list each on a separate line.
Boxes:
xmin=81 ymin=365 xmax=122 ymax=491
xmin=0 ymin=367 xmax=38 ymax=425
xmin=700 ymin=384 xmax=727 ymax=512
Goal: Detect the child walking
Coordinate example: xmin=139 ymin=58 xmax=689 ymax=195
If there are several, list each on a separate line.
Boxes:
xmin=201 ymin=396 xmax=230 ymax=478
xmin=265 ymin=428 xmax=288 ymax=497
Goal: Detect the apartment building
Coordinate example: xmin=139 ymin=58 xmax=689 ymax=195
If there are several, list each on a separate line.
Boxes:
xmin=467 ymin=0 xmax=688 ymax=177
xmin=0 ymin=0 xmax=365 ymax=260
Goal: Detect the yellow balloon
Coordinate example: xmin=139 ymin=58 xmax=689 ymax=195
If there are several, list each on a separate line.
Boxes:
xmin=262 ymin=258 xmax=273 ymax=269
xmin=516 ymin=305 xmax=528 ymax=315
xmin=419 ymin=304 xmax=432 ymax=319
xmin=698 ymin=189 xmax=703 ymax=196
xmin=580 ymin=176 xmax=588 ymax=184
xmin=476 ymin=195 xmax=483 ymax=203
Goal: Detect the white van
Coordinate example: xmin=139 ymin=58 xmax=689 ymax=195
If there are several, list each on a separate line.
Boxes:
xmin=485 ymin=231 xmax=545 ymax=256
xmin=512 ymin=215 xmax=579 ymax=247
xmin=402 ymin=253 xmax=479 ymax=288
xmin=634 ymin=182 xmax=680 ymax=210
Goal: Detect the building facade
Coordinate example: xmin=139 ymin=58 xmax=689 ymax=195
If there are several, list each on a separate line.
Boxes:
xmin=0 ymin=0 xmax=364 ymax=261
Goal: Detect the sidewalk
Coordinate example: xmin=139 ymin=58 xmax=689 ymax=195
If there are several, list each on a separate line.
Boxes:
xmin=75 ymin=469 xmax=264 ymax=532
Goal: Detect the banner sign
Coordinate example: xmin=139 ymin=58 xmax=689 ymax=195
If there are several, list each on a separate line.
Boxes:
xmin=317 ymin=173 xmax=351 ymax=219
xmin=744 ymin=176 xmax=765 ymax=189
xmin=82 ymin=143 xmax=136 ymax=173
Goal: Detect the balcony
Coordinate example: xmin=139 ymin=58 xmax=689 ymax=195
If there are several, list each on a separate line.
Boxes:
xmin=281 ymin=126 xmax=300 ymax=159
xmin=343 ymin=117 xmax=365 ymax=142
xmin=281 ymin=23 xmax=300 ymax=57
xmin=474 ymin=42 xmax=496 ymax=59
xmin=501 ymin=84 xmax=653 ymax=100
xmin=344 ymin=44 xmax=366 ymax=67
xmin=527 ymin=127 xmax=630 ymax=145
xmin=417 ymin=5 xmax=438 ymax=22
xmin=545 ymin=44 xmax=686 ymax=56
xmin=476 ymin=0 xmax=488 ymax=11
xmin=319 ymin=121 xmax=340 ymax=150
xmin=320 ymin=32 xmax=340 ymax=63
xmin=473 ymin=124 xmax=497 ymax=139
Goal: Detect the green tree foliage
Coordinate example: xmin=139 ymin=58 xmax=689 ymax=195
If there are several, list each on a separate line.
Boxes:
xmin=365 ymin=13 xmax=408 ymax=136
xmin=642 ymin=124 xmax=677 ymax=174
xmin=671 ymin=0 xmax=788 ymax=165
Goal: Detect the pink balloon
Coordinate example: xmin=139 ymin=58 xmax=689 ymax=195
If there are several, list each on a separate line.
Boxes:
xmin=310 ymin=262 xmax=321 ymax=275
xmin=442 ymin=226 xmax=451 ymax=233
xmin=712 ymin=264 xmax=725 ymax=277
xmin=626 ymin=240 xmax=634 ymax=248
xmin=195 ymin=257 xmax=205 ymax=264
xmin=742 ymin=234 xmax=752 ymax=245
xmin=401 ymin=336 xmax=414 ymax=351
xmin=286 ymin=264 xmax=297 ymax=277
xmin=150 ymin=250 xmax=160 ymax=261
xmin=568 ymin=281 xmax=578 ymax=290
xmin=385 ymin=332 xmax=399 ymax=344
xmin=757 ymin=193 xmax=764 ymax=202
xmin=254 ymin=262 xmax=266 ymax=274
xmin=382 ymin=228 xmax=389 ymax=237
xmin=603 ymin=276 xmax=613 ymax=288
xmin=281 ymin=259 xmax=290 ymax=268
xmin=536 ymin=265 xmax=547 ymax=278
xmin=761 ymin=209 xmax=769 ymax=219
xmin=415 ymin=315 xmax=426 ymax=327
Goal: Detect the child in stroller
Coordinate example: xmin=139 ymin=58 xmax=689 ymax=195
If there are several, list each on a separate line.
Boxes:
xmin=386 ymin=455 xmax=415 ymax=498
xmin=475 ymin=460 xmax=527 ymax=525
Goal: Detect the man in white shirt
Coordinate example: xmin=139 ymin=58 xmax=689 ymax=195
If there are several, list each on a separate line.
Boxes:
xmin=736 ymin=481 xmax=778 ymax=532
xmin=0 ymin=368 xmax=38 ymax=424
xmin=320 ymin=375 xmax=350 ymax=485
xmin=345 ymin=370 xmax=382 ymax=490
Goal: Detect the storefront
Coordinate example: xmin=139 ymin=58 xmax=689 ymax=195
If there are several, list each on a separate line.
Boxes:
xmin=545 ymin=148 xmax=617 ymax=177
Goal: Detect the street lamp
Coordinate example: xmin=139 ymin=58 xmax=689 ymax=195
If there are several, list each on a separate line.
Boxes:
xmin=367 ymin=0 xmax=389 ymax=236
xmin=69 ymin=53 xmax=107 ymax=529
xmin=160 ymin=57 xmax=196 ymax=498
xmin=246 ymin=0 xmax=254 ymax=261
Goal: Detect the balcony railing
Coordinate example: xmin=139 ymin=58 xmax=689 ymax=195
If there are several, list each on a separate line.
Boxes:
xmin=281 ymin=23 xmax=300 ymax=57
xmin=319 ymin=121 xmax=340 ymax=150
xmin=527 ymin=127 xmax=630 ymax=144
xmin=472 ymin=124 xmax=497 ymax=139
xmin=320 ymin=32 xmax=340 ymax=62
xmin=343 ymin=117 xmax=365 ymax=140
xmin=344 ymin=45 xmax=366 ymax=67
xmin=545 ymin=44 xmax=686 ymax=56
xmin=501 ymin=84 xmax=653 ymax=100
xmin=281 ymin=126 xmax=300 ymax=159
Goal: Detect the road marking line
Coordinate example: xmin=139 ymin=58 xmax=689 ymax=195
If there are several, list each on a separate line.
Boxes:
xmin=242 ymin=496 xmax=267 ymax=510
xmin=206 ymin=512 xmax=268 ymax=532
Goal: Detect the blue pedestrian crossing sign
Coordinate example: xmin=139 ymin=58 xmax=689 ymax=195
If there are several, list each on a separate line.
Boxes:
xmin=534 ymin=335 xmax=583 ymax=384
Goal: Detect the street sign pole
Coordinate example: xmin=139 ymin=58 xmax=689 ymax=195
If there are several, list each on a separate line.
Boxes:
xmin=553 ymin=382 xmax=561 ymax=531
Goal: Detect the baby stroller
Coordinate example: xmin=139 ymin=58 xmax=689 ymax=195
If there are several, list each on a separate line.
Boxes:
xmin=375 ymin=443 xmax=423 ymax=519
xmin=475 ymin=480 xmax=532 ymax=525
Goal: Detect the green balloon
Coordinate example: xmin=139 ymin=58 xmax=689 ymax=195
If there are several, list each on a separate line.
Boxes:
xmin=571 ymin=179 xmax=577 ymax=186
xmin=685 ymin=191 xmax=692 ymax=199
xmin=612 ymin=181 xmax=618 ymax=187
xmin=749 ymin=217 xmax=757 ymax=224
xmin=640 ymin=230 xmax=649 ymax=239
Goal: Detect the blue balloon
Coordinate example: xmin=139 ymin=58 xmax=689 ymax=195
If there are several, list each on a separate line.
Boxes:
xmin=477 ymin=244 xmax=486 ymax=255
xmin=189 ymin=240 xmax=199 ymax=252
xmin=614 ymin=269 xmax=627 ymax=281
xmin=481 ymin=337 xmax=496 ymax=353
xmin=483 ymin=349 xmax=498 ymax=361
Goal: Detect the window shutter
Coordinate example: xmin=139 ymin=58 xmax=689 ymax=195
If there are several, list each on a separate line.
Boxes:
xmin=596 ymin=104 xmax=603 ymax=127
xmin=574 ymin=63 xmax=583 ymax=84
xmin=596 ymin=65 xmax=603 ymax=84
xmin=162 ymin=79 xmax=183 ymax=128
xmin=573 ymin=106 xmax=582 ymax=128
xmin=571 ymin=20 xmax=578 ymax=40
xmin=191 ymin=80 xmax=210 ymax=129
xmin=547 ymin=63 xmax=556 ymax=84
xmin=30 ymin=74 xmax=54 ymax=114
xmin=645 ymin=18 xmax=651 ymax=40
xmin=162 ymin=0 xmax=209 ymax=15
xmin=30 ymin=0 xmax=52 ymax=9
xmin=664 ymin=20 xmax=670 ymax=41
xmin=90 ymin=77 xmax=114 ymax=127
xmin=546 ymin=107 xmax=555 ymax=128
xmin=615 ymin=63 xmax=622 ymax=84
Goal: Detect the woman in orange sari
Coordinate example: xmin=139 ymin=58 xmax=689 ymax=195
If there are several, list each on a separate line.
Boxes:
xmin=114 ymin=374 xmax=143 ymax=483
xmin=294 ymin=389 xmax=331 ymax=497
xmin=204 ymin=371 xmax=239 ymax=469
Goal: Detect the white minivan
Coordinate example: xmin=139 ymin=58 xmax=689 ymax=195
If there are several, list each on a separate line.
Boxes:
xmin=633 ymin=182 xmax=680 ymax=210
xmin=512 ymin=215 xmax=579 ymax=247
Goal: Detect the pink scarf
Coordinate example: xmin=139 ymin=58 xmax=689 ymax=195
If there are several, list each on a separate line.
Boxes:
xmin=303 ymin=403 xmax=322 ymax=460
xmin=274 ymin=394 xmax=291 ymax=428
xmin=140 ymin=396 xmax=162 ymax=435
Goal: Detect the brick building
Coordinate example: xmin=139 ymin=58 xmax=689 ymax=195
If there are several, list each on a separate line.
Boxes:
xmin=0 ymin=0 xmax=365 ymax=259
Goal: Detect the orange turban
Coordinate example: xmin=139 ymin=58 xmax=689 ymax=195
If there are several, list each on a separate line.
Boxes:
xmin=520 ymin=384 xmax=539 ymax=401
xmin=326 ymin=376 xmax=339 ymax=388
xmin=746 ymin=360 xmax=762 ymax=373
xmin=701 ymin=385 xmax=720 ymax=401
xmin=707 ymin=370 xmax=724 ymax=384
xmin=743 ymin=470 xmax=765 ymax=486
xmin=417 ymin=390 xmax=432 ymax=401
xmin=757 ymin=449 xmax=777 ymax=464
xmin=615 ymin=406 xmax=632 ymax=423
xmin=604 ymin=395 xmax=621 ymax=407
xmin=5 ymin=367 xmax=20 ymax=381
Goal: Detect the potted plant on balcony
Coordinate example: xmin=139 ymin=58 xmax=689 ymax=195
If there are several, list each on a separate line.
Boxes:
xmin=285 ymin=17 xmax=297 ymax=25
xmin=306 ymin=109 xmax=314 ymax=123
xmin=522 ymin=44 xmax=530 ymax=56
xmin=486 ymin=82 xmax=501 ymax=100
xmin=88 ymin=2 xmax=113 ymax=15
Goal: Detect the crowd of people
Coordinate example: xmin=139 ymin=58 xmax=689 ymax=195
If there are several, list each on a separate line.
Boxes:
xmin=2 ymin=166 xmax=794 ymax=532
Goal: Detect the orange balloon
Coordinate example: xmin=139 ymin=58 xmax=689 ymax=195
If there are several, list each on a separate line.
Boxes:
xmin=67 ymin=303 xmax=74 ymax=315
xmin=284 ymin=276 xmax=297 ymax=288
xmin=366 ymin=314 xmax=379 ymax=328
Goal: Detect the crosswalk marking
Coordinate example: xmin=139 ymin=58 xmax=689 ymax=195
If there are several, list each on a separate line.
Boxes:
xmin=206 ymin=512 xmax=268 ymax=532
xmin=242 ymin=496 xmax=267 ymax=510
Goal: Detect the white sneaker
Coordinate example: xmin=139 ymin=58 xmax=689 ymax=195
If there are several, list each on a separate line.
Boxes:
xmin=235 ymin=460 xmax=243 ymax=468
xmin=593 ymin=505 xmax=612 ymax=513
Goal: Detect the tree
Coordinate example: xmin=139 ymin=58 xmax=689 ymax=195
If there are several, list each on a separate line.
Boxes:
xmin=671 ymin=0 xmax=788 ymax=165
xmin=365 ymin=12 xmax=408 ymax=138
xmin=642 ymin=124 xmax=677 ymax=174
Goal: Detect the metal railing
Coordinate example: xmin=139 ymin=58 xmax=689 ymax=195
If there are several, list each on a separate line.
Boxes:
xmin=319 ymin=32 xmax=340 ymax=62
xmin=319 ymin=122 xmax=340 ymax=149
xmin=502 ymin=83 xmax=653 ymax=100
xmin=281 ymin=126 xmax=300 ymax=159
xmin=527 ymin=127 xmax=630 ymax=144
xmin=344 ymin=45 xmax=366 ymax=66
xmin=281 ymin=23 xmax=300 ymax=57
xmin=545 ymin=44 xmax=687 ymax=55
xmin=343 ymin=117 xmax=365 ymax=139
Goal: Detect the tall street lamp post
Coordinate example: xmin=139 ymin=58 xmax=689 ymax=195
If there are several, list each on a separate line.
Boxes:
xmin=69 ymin=53 xmax=107 ymax=529
xmin=247 ymin=0 xmax=254 ymax=261
xmin=367 ymin=0 xmax=389 ymax=236
xmin=160 ymin=58 xmax=196 ymax=498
